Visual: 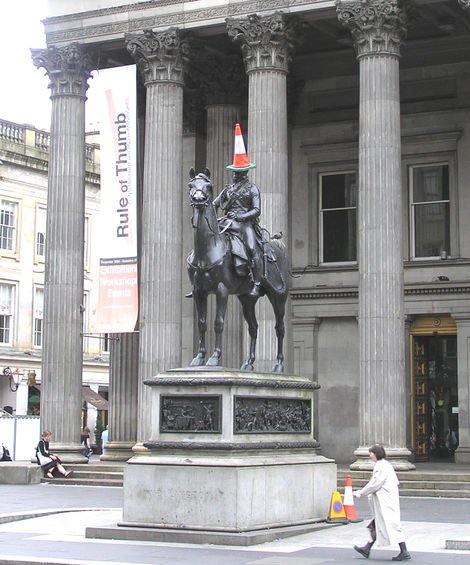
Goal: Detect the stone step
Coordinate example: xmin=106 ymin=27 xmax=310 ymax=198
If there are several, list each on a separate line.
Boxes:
xmin=63 ymin=471 xmax=124 ymax=480
xmin=398 ymin=488 xmax=470 ymax=498
xmin=41 ymin=477 xmax=123 ymax=487
xmin=337 ymin=469 xmax=470 ymax=498
xmin=40 ymin=462 xmax=125 ymax=487
xmin=338 ymin=470 xmax=470 ymax=482
xmin=68 ymin=464 xmax=125 ymax=473
xmin=338 ymin=476 xmax=470 ymax=490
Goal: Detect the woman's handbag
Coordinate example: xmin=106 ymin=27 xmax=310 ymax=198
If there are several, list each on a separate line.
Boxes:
xmin=37 ymin=451 xmax=53 ymax=466
xmin=35 ymin=445 xmax=53 ymax=466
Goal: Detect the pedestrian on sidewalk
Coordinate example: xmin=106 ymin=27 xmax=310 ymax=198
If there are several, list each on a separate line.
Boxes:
xmin=35 ymin=430 xmax=73 ymax=479
xmin=101 ymin=425 xmax=109 ymax=454
xmin=81 ymin=426 xmax=93 ymax=458
xmin=352 ymin=443 xmax=411 ymax=561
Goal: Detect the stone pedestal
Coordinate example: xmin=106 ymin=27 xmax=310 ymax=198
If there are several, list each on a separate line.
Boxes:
xmin=89 ymin=369 xmax=336 ymax=545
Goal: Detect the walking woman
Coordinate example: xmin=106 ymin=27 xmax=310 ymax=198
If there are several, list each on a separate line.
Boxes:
xmin=36 ymin=430 xmax=73 ymax=479
xmin=353 ymin=443 xmax=411 ymax=561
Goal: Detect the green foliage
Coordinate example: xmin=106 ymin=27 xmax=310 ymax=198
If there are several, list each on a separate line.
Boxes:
xmin=94 ymin=411 xmax=105 ymax=450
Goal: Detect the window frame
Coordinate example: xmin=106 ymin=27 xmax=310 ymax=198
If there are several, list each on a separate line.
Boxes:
xmin=0 ymin=198 xmax=20 ymax=256
xmin=318 ymin=168 xmax=358 ymax=266
xmin=33 ymin=286 xmax=44 ymax=348
xmin=0 ymin=282 xmax=16 ymax=346
xmin=35 ymin=205 xmax=47 ymax=261
xmin=406 ymin=154 xmax=458 ymax=261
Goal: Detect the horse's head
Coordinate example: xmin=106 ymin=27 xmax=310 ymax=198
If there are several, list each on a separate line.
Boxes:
xmin=188 ymin=167 xmax=213 ymax=207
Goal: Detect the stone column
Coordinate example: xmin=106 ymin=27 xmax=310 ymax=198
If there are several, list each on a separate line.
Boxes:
xmin=452 ymin=315 xmax=470 ymax=463
xmin=32 ymin=43 xmax=95 ymax=461
xmin=101 ymin=333 xmax=139 ymax=461
xmin=337 ymin=0 xmax=414 ymax=469
xmin=198 ymin=52 xmax=245 ymax=368
xmin=227 ymin=13 xmax=299 ymax=373
xmin=126 ymin=29 xmax=188 ymax=443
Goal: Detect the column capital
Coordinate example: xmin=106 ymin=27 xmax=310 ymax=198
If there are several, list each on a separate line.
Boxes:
xmin=458 ymin=0 xmax=470 ymax=12
xmin=336 ymin=0 xmax=410 ymax=58
xmin=31 ymin=43 xmax=96 ymax=97
xmin=226 ymin=12 xmax=301 ymax=73
xmin=126 ymin=28 xmax=189 ymax=86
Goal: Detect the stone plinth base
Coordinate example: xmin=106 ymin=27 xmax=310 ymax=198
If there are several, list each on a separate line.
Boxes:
xmin=117 ymin=369 xmax=336 ymax=540
xmin=86 ymin=519 xmax=339 ymax=547
xmin=122 ymin=450 xmax=335 ymax=532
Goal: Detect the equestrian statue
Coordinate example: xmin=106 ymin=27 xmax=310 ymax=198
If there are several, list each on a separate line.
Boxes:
xmin=187 ymin=123 xmax=289 ymax=373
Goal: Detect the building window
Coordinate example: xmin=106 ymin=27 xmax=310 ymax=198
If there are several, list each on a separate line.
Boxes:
xmin=0 ymin=284 xmax=14 ymax=345
xmin=410 ymin=164 xmax=450 ymax=259
xmin=33 ymin=287 xmax=44 ymax=347
xmin=320 ymin=171 xmax=357 ymax=263
xmin=0 ymin=200 xmax=18 ymax=252
xmin=36 ymin=207 xmax=46 ymax=258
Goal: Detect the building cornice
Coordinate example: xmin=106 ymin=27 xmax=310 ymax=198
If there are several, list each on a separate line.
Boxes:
xmin=291 ymin=284 xmax=470 ymax=301
xmin=44 ymin=0 xmax=334 ymax=45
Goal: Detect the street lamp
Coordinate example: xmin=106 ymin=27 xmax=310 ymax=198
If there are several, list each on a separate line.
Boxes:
xmin=2 ymin=367 xmax=24 ymax=392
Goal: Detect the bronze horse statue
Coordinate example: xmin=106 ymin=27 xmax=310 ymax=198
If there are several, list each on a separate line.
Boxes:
xmin=187 ymin=168 xmax=289 ymax=373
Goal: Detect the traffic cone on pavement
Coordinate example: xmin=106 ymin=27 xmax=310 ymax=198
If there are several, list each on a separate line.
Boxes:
xmin=326 ymin=490 xmax=348 ymax=523
xmin=226 ymin=123 xmax=256 ymax=171
xmin=343 ymin=474 xmax=361 ymax=522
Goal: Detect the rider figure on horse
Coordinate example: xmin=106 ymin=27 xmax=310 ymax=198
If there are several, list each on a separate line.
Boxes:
xmin=213 ymin=124 xmax=263 ymax=299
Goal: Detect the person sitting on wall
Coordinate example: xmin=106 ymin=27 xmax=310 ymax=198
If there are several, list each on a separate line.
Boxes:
xmin=35 ymin=430 xmax=73 ymax=479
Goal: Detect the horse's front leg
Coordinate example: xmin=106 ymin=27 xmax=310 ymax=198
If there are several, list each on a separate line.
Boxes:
xmin=206 ymin=284 xmax=228 ymax=366
xmin=238 ymin=295 xmax=258 ymax=371
xmin=271 ymin=293 xmax=286 ymax=374
xmin=190 ymin=290 xmax=207 ymax=366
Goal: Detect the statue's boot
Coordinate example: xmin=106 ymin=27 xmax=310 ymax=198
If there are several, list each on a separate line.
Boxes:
xmin=249 ymin=257 xmax=263 ymax=298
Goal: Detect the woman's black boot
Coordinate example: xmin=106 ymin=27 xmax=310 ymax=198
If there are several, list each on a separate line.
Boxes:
xmin=392 ymin=542 xmax=411 ymax=561
xmin=353 ymin=541 xmax=374 ymax=558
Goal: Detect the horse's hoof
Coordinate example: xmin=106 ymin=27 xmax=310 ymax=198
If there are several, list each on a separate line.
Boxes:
xmin=206 ymin=355 xmax=220 ymax=366
xmin=241 ymin=363 xmax=254 ymax=371
xmin=272 ymin=363 xmax=285 ymax=374
xmin=190 ymin=356 xmax=205 ymax=366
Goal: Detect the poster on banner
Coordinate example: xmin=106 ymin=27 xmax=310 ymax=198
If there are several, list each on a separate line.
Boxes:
xmin=93 ymin=65 xmax=138 ymax=334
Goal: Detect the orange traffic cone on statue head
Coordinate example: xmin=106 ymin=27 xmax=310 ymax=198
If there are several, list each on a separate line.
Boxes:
xmin=343 ymin=474 xmax=362 ymax=522
xmin=226 ymin=123 xmax=256 ymax=172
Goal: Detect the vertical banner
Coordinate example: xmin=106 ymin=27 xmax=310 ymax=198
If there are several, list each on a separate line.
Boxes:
xmin=93 ymin=65 xmax=138 ymax=333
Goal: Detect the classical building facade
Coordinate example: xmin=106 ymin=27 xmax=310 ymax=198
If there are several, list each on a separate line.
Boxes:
xmin=0 ymin=118 xmax=108 ymax=440
xmin=33 ymin=0 xmax=470 ymax=466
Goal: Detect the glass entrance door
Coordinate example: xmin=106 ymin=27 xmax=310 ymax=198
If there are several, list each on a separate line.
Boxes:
xmin=412 ymin=335 xmax=458 ymax=461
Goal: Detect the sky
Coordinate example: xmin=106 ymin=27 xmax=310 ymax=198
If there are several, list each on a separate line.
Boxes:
xmin=0 ymin=2 xmax=100 ymax=131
